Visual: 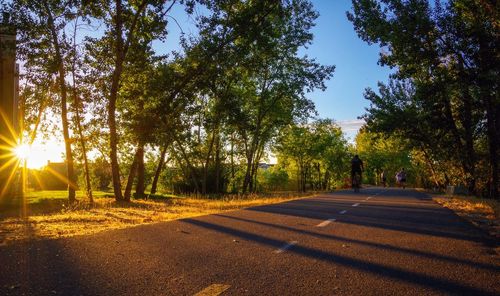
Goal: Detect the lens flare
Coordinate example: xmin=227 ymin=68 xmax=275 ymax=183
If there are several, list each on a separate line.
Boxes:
xmin=14 ymin=144 xmax=31 ymax=160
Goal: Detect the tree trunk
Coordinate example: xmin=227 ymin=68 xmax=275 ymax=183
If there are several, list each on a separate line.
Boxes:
xmin=45 ymin=3 xmax=76 ymax=203
xmin=442 ymin=93 xmax=476 ymax=192
xmin=73 ymin=92 xmax=93 ymax=203
xmin=124 ymin=149 xmax=140 ymax=201
xmin=108 ymin=0 xmax=125 ymax=201
xmin=230 ymin=133 xmax=235 ymax=182
xmin=135 ymin=142 xmax=145 ymax=198
xmin=150 ymin=145 xmax=168 ymax=195
xmin=215 ymin=134 xmax=222 ymax=193
xmin=69 ymin=21 xmax=93 ymax=202
xmin=242 ymin=157 xmax=253 ymax=194
xmin=202 ymin=128 xmax=217 ymax=195
xmin=478 ymin=34 xmax=499 ymax=199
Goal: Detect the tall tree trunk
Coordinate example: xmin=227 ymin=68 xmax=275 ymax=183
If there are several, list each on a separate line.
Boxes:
xmin=69 ymin=18 xmax=93 ymax=203
xmin=324 ymin=170 xmax=330 ymax=190
xmin=230 ymin=133 xmax=235 ymax=183
xmin=150 ymin=145 xmax=168 ymax=195
xmin=215 ymin=134 xmax=222 ymax=193
xmin=109 ymin=0 xmax=125 ymax=201
xmin=478 ymin=34 xmax=499 ymax=199
xmin=45 ymin=3 xmax=76 ymax=203
xmin=442 ymin=93 xmax=475 ymax=191
xmin=135 ymin=142 xmax=145 ymax=198
xmin=202 ymin=128 xmax=217 ymax=195
xmin=124 ymin=149 xmax=140 ymax=201
xmin=72 ymin=91 xmax=93 ymax=203
xmin=242 ymin=156 xmax=253 ymax=194
xmin=107 ymin=0 xmax=149 ymax=201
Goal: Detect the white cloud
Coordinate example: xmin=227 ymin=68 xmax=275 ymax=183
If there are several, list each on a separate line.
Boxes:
xmin=337 ymin=119 xmax=365 ymax=132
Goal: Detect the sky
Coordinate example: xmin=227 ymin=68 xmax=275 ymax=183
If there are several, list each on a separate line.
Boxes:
xmin=305 ymin=1 xmax=392 ymax=136
xmin=24 ymin=0 xmax=392 ymax=168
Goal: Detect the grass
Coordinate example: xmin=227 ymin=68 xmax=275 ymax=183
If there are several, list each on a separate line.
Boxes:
xmin=0 ymin=190 xmax=315 ymax=246
xmin=433 ymin=194 xmax=500 ymax=239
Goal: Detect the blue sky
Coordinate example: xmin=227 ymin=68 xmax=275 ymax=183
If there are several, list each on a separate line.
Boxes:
xmin=304 ymin=1 xmax=392 ymax=137
xmin=155 ymin=0 xmax=393 ymax=140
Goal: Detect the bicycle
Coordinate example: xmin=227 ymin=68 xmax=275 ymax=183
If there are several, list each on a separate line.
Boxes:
xmin=352 ymin=172 xmax=361 ymax=193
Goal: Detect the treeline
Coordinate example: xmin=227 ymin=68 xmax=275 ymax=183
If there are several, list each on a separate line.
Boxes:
xmin=276 ymin=119 xmax=351 ymax=192
xmin=8 ymin=0 xmax=338 ymax=202
xmin=348 ymin=0 xmax=499 ymax=198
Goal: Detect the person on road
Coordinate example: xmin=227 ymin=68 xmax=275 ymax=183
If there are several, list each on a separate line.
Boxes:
xmin=380 ymin=170 xmax=387 ymax=187
xmin=396 ymin=168 xmax=407 ymax=189
xmin=351 ymin=155 xmax=364 ymax=188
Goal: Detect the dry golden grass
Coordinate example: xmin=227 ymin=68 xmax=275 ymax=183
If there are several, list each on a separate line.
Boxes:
xmin=0 ymin=193 xmax=313 ymax=246
xmin=433 ymin=195 xmax=500 ymax=239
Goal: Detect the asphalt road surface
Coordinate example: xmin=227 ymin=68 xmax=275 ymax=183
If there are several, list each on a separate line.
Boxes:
xmin=1 ymin=188 xmax=499 ymax=295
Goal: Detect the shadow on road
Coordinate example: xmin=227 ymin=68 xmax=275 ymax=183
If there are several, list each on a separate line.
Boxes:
xmin=214 ymin=213 xmax=499 ymax=273
xmin=247 ymin=191 xmax=495 ymax=246
xmin=182 ymin=218 xmax=498 ymax=295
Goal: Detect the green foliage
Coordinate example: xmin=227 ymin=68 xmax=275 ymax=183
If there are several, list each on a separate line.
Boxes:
xmin=276 ymin=119 xmax=350 ymax=191
xmin=355 ymin=129 xmax=412 ymax=186
xmin=90 ymin=156 xmax=112 ymax=191
xmin=257 ymin=166 xmax=290 ymax=192
xmin=348 ymin=0 xmax=499 ymax=197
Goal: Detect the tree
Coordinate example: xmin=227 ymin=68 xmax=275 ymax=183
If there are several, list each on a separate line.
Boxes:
xmin=86 ymin=0 xmax=177 ymax=201
xmin=15 ymin=0 xmax=84 ymax=202
xmin=355 ymin=129 xmax=413 ymax=186
xmin=348 ymin=0 xmax=499 ymax=198
xmin=276 ymin=119 xmax=349 ymax=192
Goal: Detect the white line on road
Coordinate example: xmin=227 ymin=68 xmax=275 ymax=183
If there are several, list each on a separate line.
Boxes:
xmin=316 ymin=219 xmax=336 ymax=227
xmin=339 ymin=210 xmax=347 ymax=214
xmin=366 ymin=196 xmax=372 ymax=200
xmin=274 ymin=241 xmax=298 ymax=254
xmin=194 ymin=284 xmax=231 ymax=296
xmin=352 ymin=203 xmax=360 ymax=207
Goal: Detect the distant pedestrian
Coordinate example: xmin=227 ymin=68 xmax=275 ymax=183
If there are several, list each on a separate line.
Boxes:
xmin=380 ymin=170 xmax=387 ymax=187
xmin=396 ymin=168 xmax=407 ymax=189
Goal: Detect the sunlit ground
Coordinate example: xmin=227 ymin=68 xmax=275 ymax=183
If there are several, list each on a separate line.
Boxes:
xmin=0 ymin=191 xmax=313 ymax=246
xmin=433 ymin=195 xmax=500 ymax=240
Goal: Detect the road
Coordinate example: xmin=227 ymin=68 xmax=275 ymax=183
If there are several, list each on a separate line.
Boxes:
xmin=0 ymin=188 xmax=499 ymax=295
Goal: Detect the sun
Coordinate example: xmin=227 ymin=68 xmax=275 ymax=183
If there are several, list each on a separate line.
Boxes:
xmin=13 ymin=144 xmax=31 ymax=161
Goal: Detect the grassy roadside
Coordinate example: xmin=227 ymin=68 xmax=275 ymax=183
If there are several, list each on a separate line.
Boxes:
xmin=432 ymin=194 xmax=500 ymax=240
xmin=0 ymin=191 xmax=316 ymax=246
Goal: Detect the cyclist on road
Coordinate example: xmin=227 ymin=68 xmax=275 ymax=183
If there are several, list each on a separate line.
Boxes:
xmin=351 ymin=155 xmax=364 ymax=188
xmin=396 ymin=168 xmax=407 ymax=189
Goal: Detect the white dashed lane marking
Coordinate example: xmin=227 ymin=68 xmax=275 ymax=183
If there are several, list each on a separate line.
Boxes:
xmin=316 ymin=218 xmax=336 ymax=227
xmin=339 ymin=210 xmax=347 ymax=214
xmin=352 ymin=203 xmax=360 ymax=207
xmin=274 ymin=241 xmax=298 ymax=254
xmin=366 ymin=196 xmax=372 ymax=200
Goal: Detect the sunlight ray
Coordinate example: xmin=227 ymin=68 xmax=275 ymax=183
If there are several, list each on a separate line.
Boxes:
xmin=0 ymin=151 xmax=16 ymax=159
xmin=45 ymin=166 xmax=78 ymax=190
xmin=0 ymin=109 xmax=19 ymax=143
xmin=0 ymin=159 xmax=20 ymax=198
xmin=30 ymin=170 xmax=46 ymax=191
xmin=0 ymin=157 xmax=19 ymax=174
xmin=0 ymin=134 xmax=17 ymax=148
